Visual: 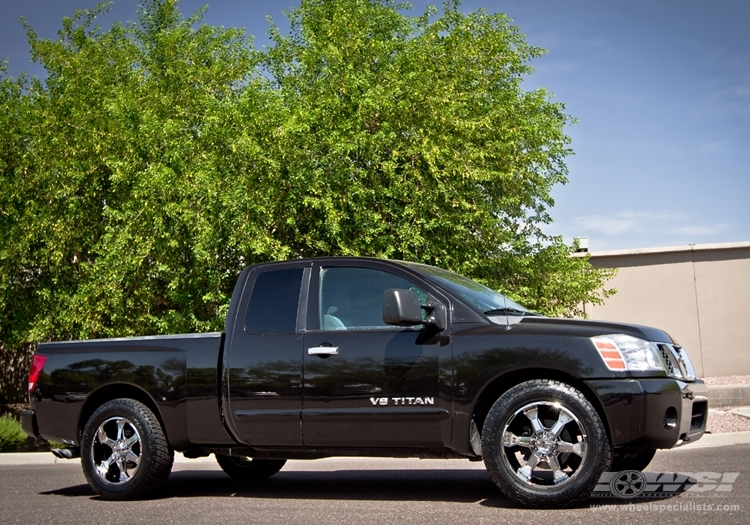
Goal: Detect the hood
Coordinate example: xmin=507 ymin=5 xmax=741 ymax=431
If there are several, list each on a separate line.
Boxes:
xmin=486 ymin=315 xmax=675 ymax=344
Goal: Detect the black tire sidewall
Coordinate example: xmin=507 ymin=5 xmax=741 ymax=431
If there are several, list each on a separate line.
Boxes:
xmin=482 ymin=380 xmax=611 ymax=508
xmin=81 ymin=399 xmax=169 ymax=499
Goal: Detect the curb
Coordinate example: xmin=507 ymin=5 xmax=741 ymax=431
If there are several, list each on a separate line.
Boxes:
xmin=729 ymin=407 xmax=750 ymax=420
xmin=0 ymin=451 xmax=216 ymax=466
xmin=706 ymin=385 xmax=750 ymax=408
xmin=661 ymin=431 xmax=750 ymax=451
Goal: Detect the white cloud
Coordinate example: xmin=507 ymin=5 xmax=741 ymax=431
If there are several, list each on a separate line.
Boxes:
xmin=698 ymin=140 xmax=734 ymax=153
xmin=573 ymin=211 xmax=726 ymax=240
xmin=670 ymin=225 xmax=726 ymax=237
xmin=574 ymin=214 xmax=638 ymax=236
xmin=574 ymin=211 xmax=678 ymax=236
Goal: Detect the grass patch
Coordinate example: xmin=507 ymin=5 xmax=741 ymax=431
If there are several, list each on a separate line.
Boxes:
xmin=0 ymin=414 xmax=27 ymax=452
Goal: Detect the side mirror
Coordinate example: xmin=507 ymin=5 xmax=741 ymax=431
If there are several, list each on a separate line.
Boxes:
xmin=422 ymin=302 xmax=446 ymax=332
xmin=383 ymin=289 xmax=423 ymax=326
xmin=383 ymin=289 xmax=447 ymax=332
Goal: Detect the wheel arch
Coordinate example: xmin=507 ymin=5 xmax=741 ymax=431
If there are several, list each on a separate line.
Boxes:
xmin=470 ymin=368 xmax=612 ymax=445
xmin=78 ymin=383 xmax=166 ymax=443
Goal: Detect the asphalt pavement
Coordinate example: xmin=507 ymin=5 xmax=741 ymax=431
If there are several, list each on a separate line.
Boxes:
xmin=1 ymin=441 xmax=748 ymax=525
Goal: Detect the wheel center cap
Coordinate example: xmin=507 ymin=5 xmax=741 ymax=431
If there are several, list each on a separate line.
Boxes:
xmin=532 ymin=431 xmax=556 ymax=455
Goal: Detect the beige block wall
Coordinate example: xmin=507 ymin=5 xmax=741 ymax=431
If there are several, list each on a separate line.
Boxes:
xmin=692 ymin=248 xmax=750 ymax=376
xmin=586 ymin=244 xmax=750 ymax=378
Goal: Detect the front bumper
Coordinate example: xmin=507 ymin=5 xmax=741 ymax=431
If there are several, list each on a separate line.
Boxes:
xmin=674 ymin=379 xmax=708 ymax=446
xmin=586 ymin=378 xmax=708 ymax=449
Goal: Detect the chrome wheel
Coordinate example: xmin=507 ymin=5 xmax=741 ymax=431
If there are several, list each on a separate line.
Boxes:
xmin=500 ymin=401 xmax=587 ymax=488
xmin=483 ymin=380 xmax=611 ymax=507
xmin=90 ymin=416 xmax=142 ymax=485
xmin=82 ymin=399 xmax=173 ymax=499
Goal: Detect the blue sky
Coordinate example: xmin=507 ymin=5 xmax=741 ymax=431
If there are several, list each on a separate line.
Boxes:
xmin=1 ymin=0 xmax=748 ymax=252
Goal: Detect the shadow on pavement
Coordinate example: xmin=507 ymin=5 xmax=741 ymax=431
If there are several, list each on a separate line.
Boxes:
xmin=39 ymin=467 xmax=691 ymax=509
xmin=40 ymin=468 xmax=519 ymax=506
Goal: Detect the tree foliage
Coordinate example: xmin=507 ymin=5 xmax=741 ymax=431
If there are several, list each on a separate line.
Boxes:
xmin=0 ymin=0 xmax=615 ymax=399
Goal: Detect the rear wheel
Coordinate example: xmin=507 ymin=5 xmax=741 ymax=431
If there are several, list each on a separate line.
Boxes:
xmin=215 ymin=454 xmax=286 ymax=480
xmin=81 ymin=399 xmax=173 ymax=500
xmin=482 ymin=379 xmax=611 ymax=508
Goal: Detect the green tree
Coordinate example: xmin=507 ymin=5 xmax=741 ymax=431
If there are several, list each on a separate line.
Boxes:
xmin=260 ymin=0 xmax=615 ymax=307
xmin=0 ymin=0 xmax=615 ymax=403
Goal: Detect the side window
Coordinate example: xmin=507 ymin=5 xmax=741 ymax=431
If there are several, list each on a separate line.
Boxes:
xmin=245 ymin=268 xmax=303 ymax=334
xmin=319 ymin=267 xmax=427 ymax=331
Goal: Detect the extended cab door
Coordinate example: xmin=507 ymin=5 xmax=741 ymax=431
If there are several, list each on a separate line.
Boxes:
xmin=302 ymin=260 xmax=453 ymax=449
xmin=224 ymin=261 xmax=311 ymax=447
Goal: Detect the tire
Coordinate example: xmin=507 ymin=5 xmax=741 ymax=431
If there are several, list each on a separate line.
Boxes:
xmin=481 ymin=379 xmax=611 ymax=508
xmin=215 ymin=454 xmax=286 ymax=480
xmin=81 ymin=399 xmax=173 ymax=500
xmin=611 ymin=448 xmax=656 ymax=472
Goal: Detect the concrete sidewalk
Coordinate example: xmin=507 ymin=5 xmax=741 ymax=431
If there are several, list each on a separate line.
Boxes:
xmin=2 ymin=431 xmax=750 ymax=466
xmin=0 ymin=451 xmax=216 ymax=466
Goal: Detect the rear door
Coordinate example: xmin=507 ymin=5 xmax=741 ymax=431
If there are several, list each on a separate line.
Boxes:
xmin=302 ymin=260 xmax=453 ymax=449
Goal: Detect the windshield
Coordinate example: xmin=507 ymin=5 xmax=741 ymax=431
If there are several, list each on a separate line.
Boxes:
xmin=402 ymin=262 xmax=535 ymax=315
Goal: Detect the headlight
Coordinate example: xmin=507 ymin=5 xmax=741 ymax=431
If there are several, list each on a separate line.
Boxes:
xmin=591 ymin=334 xmax=666 ymax=373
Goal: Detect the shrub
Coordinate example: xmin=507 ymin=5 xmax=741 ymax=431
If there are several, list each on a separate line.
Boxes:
xmin=0 ymin=414 xmax=28 ymax=452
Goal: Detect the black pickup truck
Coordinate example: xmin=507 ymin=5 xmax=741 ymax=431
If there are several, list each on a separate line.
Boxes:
xmin=22 ymin=257 xmax=708 ymax=507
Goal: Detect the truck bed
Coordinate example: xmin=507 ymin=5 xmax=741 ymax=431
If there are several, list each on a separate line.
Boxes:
xmin=32 ymin=332 xmax=237 ymax=449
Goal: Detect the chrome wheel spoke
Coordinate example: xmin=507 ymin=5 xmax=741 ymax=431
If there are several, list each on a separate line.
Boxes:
xmin=96 ymin=456 xmax=112 ymax=478
xmin=97 ymin=426 xmax=116 ymax=449
xmin=115 ymin=419 xmax=126 ymax=441
xmin=517 ymin=451 xmax=543 ymax=482
xmin=125 ymin=450 xmax=140 ymax=465
xmin=523 ymin=407 xmax=546 ymax=434
xmin=547 ymin=455 xmax=569 ymax=484
xmin=525 ymin=450 xmax=543 ymax=470
xmin=116 ymin=457 xmax=131 ymax=482
xmin=556 ymin=439 xmax=584 ymax=456
xmin=549 ymin=411 xmax=573 ymax=437
xmin=503 ymin=432 xmax=532 ymax=449
xmin=123 ymin=434 xmax=139 ymax=450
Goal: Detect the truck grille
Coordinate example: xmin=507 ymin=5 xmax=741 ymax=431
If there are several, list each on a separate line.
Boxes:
xmin=657 ymin=343 xmax=696 ymax=381
xmin=659 ymin=346 xmax=676 ymax=376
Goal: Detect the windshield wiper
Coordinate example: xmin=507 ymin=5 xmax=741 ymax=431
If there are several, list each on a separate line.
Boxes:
xmin=484 ymin=307 xmax=541 ymax=317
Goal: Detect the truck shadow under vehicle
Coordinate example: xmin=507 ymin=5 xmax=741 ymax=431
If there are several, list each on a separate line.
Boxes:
xmin=39 ymin=465 xmax=693 ymax=508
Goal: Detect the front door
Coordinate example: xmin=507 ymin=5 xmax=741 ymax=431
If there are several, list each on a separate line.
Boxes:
xmin=302 ymin=261 xmax=452 ymax=449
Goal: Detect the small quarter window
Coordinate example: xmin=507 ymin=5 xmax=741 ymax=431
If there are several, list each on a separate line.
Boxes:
xmin=245 ymin=268 xmax=303 ymax=334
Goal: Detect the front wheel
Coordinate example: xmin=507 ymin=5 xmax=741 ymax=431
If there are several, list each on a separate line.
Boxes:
xmin=482 ymin=379 xmax=611 ymax=508
xmin=81 ymin=399 xmax=173 ymax=500
xmin=215 ymin=454 xmax=286 ymax=480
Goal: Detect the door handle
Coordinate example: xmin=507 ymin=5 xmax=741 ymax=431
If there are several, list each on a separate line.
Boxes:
xmin=308 ymin=346 xmax=339 ymax=356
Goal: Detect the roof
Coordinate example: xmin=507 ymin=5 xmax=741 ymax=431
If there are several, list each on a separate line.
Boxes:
xmin=586 ymin=241 xmax=750 ymax=258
